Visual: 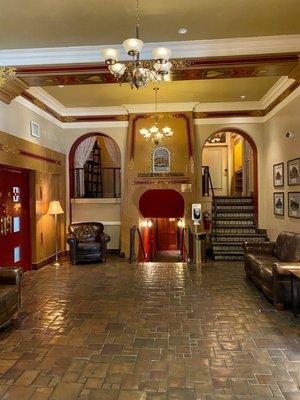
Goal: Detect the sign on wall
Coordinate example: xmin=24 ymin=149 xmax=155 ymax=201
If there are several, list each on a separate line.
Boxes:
xmin=152 ymin=147 xmax=170 ymax=173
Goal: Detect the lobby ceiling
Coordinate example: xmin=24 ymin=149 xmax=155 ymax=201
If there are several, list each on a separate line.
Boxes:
xmin=42 ymin=77 xmax=279 ymax=107
xmin=1 ymin=0 xmax=300 ymax=50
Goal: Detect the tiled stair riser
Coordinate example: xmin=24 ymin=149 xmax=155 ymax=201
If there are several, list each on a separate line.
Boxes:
xmin=211 ymin=197 xmax=268 ymax=261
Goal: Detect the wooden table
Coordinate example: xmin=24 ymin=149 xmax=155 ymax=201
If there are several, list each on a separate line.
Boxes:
xmin=290 ymin=270 xmax=300 ymax=317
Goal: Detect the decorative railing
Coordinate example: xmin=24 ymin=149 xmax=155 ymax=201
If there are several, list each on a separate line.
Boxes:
xmin=128 ymin=225 xmax=146 ymax=264
xmin=73 ymin=167 xmax=121 ymax=198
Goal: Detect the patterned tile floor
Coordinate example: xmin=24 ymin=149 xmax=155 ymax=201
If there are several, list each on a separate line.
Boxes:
xmin=0 ymin=259 xmax=299 ymax=400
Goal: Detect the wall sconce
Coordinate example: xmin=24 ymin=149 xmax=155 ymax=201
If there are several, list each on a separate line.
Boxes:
xmin=177 ymin=219 xmax=184 ymax=228
xmin=147 ymin=219 xmax=153 ymax=228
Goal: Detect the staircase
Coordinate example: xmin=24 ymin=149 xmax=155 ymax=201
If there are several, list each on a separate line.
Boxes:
xmin=211 ymin=196 xmax=268 ymax=261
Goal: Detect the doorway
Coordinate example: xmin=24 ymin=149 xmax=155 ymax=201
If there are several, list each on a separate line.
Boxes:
xmin=153 ymin=218 xmax=181 ymax=262
xmin=0 ymin=165 xmax=31 ymax=270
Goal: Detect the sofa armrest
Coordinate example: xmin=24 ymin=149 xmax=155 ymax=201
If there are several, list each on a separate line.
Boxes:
xmin=100 ymin=233 xmax=111 ymax=244
xmin=273 ymin=262 xmax=300 ymax=276
xmin=0 ymin=268 xmax=23 ymax=286
xmin=66 ymin=236 xmax=77 ymax=246
xmin=244 ymin=241 xmax=276 ymax=255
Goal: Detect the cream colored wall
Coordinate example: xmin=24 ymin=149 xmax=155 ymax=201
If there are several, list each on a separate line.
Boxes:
xmin=261 ymin=96 xmax=300 ymax=240
xmin=0 ymin=99 xmax=64 ymax=152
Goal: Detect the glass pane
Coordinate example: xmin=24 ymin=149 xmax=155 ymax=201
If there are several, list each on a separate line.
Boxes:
xmin=13 ymin=217 xmax=20 ymax=233
xmin=14 ymin=246 xmax=21 ymax=263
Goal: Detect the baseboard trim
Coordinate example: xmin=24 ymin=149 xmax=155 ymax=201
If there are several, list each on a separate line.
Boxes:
xmin=32 ymin=250 xmax=68 ymax=270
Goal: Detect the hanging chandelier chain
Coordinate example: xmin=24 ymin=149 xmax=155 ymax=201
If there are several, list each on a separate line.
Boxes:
xmin=154 ymin=87 xmax=158 ymax=124
xmin=136 ymin=0 xmax=140 ymax=39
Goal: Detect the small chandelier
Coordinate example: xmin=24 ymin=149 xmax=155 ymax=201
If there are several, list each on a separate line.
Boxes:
xmin=139 ymin=87 xmax=173 ymax=145
xmin=0 ymin=66 xmax=16 ymax=87
xmin=101 ymin=0 xmax=172 ymax=89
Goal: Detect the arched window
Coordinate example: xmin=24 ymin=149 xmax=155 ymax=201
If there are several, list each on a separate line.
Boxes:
xmin=69 ymin=133 xmax=121 ymax=199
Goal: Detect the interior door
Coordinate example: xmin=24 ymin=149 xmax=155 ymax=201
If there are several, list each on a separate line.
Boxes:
xmin=0 ymin=165 xmax=31 ymax=271
xmin=157 ymin=218 xmax=178 ymax=250
xmin=202 ymin=146 xmax=228 ymax=196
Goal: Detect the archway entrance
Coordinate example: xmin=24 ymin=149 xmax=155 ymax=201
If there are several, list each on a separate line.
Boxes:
xmin=139 ymin=189 xmax=184 ymax=262
xmin=202 ymin=129 xmax=258 ymax=220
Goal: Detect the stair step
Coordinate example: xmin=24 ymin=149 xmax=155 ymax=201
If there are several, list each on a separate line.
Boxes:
xmin=212 ymin=235 xmax=268 ymax=243
xmin=212 ymin=213 xmax=254 ymax=219
xmin=213 ymin=228 xmax=257 ymax=234
xmin=212 ymin=245 xmax=244 ymax=251
xmin=213 ymin=250 xmax=244 ymax=255
xmin=214 ymin=254 xmax=244 ymax=261
xmin=213 ymin=205 xmax=254 ymax=211
xmin=214 ymin=222 xmax=255 ymax=227
xmin=213 ymin=197 xmax=253 ymax=205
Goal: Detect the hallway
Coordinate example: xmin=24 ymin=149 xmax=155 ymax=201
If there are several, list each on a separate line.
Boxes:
xmin=0 ymin=260 xmax=299 ymax=400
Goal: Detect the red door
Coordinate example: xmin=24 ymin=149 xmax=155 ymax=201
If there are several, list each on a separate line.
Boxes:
xmin=0 ymin=165 xmax=31 ymax=271
xmin=157 ymin=218 xmax=178 ymax=250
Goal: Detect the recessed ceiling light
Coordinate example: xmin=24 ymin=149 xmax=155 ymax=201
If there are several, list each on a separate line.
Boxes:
xmin=240 ymin=95 xmax=246 ymax=99
xmin=178 ymin=27 xmax=188 ymax=35
xmin=58 ymin=85 xmax=64 ymax=88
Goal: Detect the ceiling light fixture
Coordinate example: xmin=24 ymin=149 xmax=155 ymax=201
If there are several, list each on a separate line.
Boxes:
xmin=178 ymin=27 xmax=188 ymax=35
xmin=0 ymin=66 xmax=16 ymax=87
xmin=240 ymin=95 xmax=246 ymax=99
xmin=101 ymin=0 xmax=172 ymax=89
xmin=139 ymin=87 xmax=173 ymax=145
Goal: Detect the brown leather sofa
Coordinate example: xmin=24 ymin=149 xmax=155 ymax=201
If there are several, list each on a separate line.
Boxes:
xmin=67 ymin=222 xmax=111 ymax=264
xmin=0 ymin=268 xmax=23 ymax=328
xmin=244 ymin=231 xmax=300 ymax=308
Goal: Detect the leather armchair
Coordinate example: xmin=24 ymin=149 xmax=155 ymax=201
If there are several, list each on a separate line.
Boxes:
xmin=244 ymin=231 xmax=300 ymax=309
xmin=0 ymin=268 xmax=23 ymax=328
xmin=67 ymin=222 xmax=111 ymax=264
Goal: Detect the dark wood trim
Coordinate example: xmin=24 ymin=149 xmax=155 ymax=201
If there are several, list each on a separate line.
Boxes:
xmin=0 ymin=143 xmax=62 ymax=165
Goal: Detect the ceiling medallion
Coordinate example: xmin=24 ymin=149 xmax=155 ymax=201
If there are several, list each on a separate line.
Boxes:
xmin=139 ymin=87 xmax=173 ymax=145
xmin=0 ymin=67 xmax=16 ymax=87
xmin=101 ymin=0 xmax=172 ymax=89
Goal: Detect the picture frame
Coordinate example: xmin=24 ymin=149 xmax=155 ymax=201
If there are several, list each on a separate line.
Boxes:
xmin=273 ymin=162 xmax=284 ymax=187
xmin=287 ymin=158 xmax=300 ymax=186
xmin=273 ymin=192 xmax=284 ymax=216
xmin=152 ymin=146 xmax=170 ymax=173
xmin=288 ymin=192 xmax=300 ymax=219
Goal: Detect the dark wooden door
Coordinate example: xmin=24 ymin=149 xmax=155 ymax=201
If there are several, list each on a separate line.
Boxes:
xmin=0 ymin=165 xmax=31 ymax=270
xmin=157 ymin=218 xmax=178 ymax=250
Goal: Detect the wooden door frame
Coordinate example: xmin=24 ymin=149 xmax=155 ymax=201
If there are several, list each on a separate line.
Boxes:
xmin=0 ymin=164 xmax=32 ymax=270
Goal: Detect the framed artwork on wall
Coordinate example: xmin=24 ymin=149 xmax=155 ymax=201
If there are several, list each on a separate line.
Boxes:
xmin=288 ymin=158 xmax=300 ymax=186
xmin=288 ymin=192 xmax=300 ymax=218
xmin=273 ymin=163 xmax=284 ymax=187
xmin=273 ymin=192 xmax=284 ymax=216
xmin=152 ymin=147 xmax=170 ymax=173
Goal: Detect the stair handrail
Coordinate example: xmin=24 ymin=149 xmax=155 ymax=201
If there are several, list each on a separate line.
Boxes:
xmin=202 ymin=166 xmax=217 ymax=239
xmin=181 ymin=226 xmax=192 ymax=263
xmin=128 ymin=225 xmax=146 ymax=264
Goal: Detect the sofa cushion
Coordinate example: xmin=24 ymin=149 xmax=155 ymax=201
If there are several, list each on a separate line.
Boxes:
xmin=0 ymin=286 xmax=18 ymax=314
xmin=260 ymin=265 xmax=273 ymax=287
xmin=274 ymin=232 xmax=300 ymax=262
xmin=77 ymin=242 xmax=101 ymax=253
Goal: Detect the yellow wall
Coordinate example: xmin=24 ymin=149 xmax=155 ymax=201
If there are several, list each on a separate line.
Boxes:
xmin=234 ymin=139 xmax=243 ymax=172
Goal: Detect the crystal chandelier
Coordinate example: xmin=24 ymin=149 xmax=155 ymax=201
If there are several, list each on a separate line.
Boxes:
xmin=101 ymin=0 xmax=172 ymax=89
xmin=139 ymin=87 xmax=173 ymax=145
xmin=0 ymin=67 xmax=16 ymax=87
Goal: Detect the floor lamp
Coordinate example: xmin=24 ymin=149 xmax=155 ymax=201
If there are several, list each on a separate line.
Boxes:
xmin=47 ymin=200 xmax=64 ymax=267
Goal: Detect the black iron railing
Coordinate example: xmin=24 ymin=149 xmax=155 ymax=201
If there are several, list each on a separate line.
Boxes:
xmin=128 ymin=225 xmax=146 ymax=264
xmin=202 ymin=166 xmax=217 ymax=237
xmin=73 ymin=167 xmax=121 ymax=198
xmin=181 ymin=226 xmax=193 ymax=263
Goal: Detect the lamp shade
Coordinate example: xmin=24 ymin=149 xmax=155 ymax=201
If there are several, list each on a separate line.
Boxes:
xmin=47 ymin=200 xmax=64 ymax=215
xmin=123 ymin=38 xmax=144 ymax=54
xmin=101 ymin=48 xmax=120 ymax=62
xmin=152 ymin=47 xmax=172 ymax=62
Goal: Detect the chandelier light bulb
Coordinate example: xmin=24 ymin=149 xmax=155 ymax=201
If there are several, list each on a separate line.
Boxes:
xmin=123 ymin=38 xmax=144 ymax=55
xmin=101 ymin=48 xmax=120 ymax=64
xmin=152 ymin=47 xmax=172 ymax=63
xmin=109 ymin=62 xmax=126 ymax=77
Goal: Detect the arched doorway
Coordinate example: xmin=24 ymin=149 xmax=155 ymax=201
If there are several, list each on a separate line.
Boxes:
xmin=202 ymin=128 xmax=258 ymax=221
xmin=69 ymin=132 xmax=121 ymax=221
xmin=139 ymin=189 xmax=185 ymax=262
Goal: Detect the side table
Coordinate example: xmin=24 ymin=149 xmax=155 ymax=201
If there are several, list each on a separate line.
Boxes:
xmin=290 ymin=270 xmax=300 ymax=317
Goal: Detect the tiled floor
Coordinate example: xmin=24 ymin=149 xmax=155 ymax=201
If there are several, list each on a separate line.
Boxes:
xmin=0 ymin=259 xmax=299 ymax=400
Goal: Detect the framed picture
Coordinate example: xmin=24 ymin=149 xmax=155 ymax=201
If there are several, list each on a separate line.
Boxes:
xmin=288 ymin=158 xmax=300 ymax=186
xmin=273 ymin=192 xmax=284 ymax=216
xmin=273 ymin=162 xmax=284 ymax=187
xmin=152 ymin=147 xmax=170 ymax=173
xmin=288 ymin=192 xmax=300 ymax=218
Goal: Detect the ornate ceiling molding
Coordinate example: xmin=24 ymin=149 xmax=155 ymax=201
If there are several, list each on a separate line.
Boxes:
xmin=1 ymin=35 xmax=300 ymax=66
xmin=0 ymin=76 xmax=29 ymax=104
